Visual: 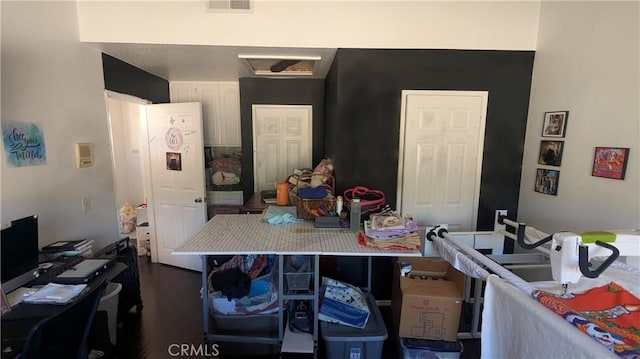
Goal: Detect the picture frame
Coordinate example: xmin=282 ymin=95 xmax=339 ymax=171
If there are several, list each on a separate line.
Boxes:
xmin=541 ymin=111 xmax=569 ymax=138
xmin=592 ymin=147 xmax=630 ymax=180
xmin=538 ymin=140 xmax=564 ymax=167
xmin=166 ymin=152 xmax=182 ymax=171
xmin=534 ymin=168 xmax=560 ymax=196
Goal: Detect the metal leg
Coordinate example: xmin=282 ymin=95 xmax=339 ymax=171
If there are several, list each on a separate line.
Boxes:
xmin=471 ymin=277 xmax=483 ymax=338
xmin=367 ymin=256 xmax=372 ymax=293
xmin=201 ymin=255 xmax=209 ymax=342
xmin=278 ymin=254 xmax=284 ymax=346
xmin=314 ymin=254 xmax=320 ymax=355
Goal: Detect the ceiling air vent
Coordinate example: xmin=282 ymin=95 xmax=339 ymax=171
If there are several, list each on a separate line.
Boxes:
xmin=207 ymin=0 xmax=251 ymax=12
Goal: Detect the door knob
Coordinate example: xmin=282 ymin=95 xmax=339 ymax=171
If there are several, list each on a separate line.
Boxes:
xmin=194 ymin=197 xmax=203 ymax=203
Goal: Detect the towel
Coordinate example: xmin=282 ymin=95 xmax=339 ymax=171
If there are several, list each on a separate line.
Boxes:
xmin=262 ymin=206 xmax=302 ymax=225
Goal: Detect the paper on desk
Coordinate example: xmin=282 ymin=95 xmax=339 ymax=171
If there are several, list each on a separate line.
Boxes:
xmin=23 ymin=283 xmax=87 ymax=304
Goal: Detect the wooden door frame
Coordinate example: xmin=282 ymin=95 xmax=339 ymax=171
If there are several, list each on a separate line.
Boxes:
xmin=251 ymin=104 xmax=313 ymax=193
xmin=396 ymin=90 xmax=488 ymax=230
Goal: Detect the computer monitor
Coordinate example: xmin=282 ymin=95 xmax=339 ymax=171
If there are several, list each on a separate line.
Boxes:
xmin=1 ymin=215 xmax=40 ymax=293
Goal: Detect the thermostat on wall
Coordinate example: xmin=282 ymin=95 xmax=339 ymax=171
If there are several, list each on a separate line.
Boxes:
xmin=75 ymin=143 xmax=93 ymax=168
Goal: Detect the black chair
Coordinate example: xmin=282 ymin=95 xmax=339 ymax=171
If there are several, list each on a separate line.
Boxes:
xmin=19 ymin=278 xmax=107 ymax=359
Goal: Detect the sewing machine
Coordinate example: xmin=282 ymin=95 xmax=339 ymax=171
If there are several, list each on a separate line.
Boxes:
xmin=551 ymin=230 xmax=639 ymax=290
xmin=499 ymin=216 xmax=640 ymax=293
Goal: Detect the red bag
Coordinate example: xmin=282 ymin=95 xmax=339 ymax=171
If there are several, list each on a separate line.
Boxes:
xmin=343 ymin=186 xmax=386 ymax=215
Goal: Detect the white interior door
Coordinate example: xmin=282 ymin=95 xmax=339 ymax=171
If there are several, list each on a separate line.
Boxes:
xmin=145 ymin=102 xmax=206 ymax=271
xmin=252 ymin=105 xmax=312 ymax=192
xmin=397 ymin=91 xmax=488 ymax=231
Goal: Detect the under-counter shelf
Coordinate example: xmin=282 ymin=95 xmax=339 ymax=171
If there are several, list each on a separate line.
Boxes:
xmin=283 ymin=293 xmax=315 ymax=300
xmin=277 ymin=254 xmax=319 ymax=355
xmin=184 ymin=215 xmax=422 ymax=358
xmin=281 ymin=322 xmax=315 ymax=354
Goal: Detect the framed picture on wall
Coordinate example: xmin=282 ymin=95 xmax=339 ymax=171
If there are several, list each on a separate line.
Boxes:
xmin=538 ymin=140 xmax=564 ymax=167
xmin=592 ymin=147 xmax=630 ymax=180
xmin=534 ymin=168 xmax=560 ymax=196
xmin=541 ymin=111 xmax=569 ymax=138
xmin=166 ymin=152 xmax=182 ymax=171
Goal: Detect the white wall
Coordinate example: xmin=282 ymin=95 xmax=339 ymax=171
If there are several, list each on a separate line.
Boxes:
xmin=1 ymin=2 xmax=119 ymax=249
xmin=77 ymin=1 xmax=541 ymax=50
xmin=519 ymin=2 xmax=640 ymax=232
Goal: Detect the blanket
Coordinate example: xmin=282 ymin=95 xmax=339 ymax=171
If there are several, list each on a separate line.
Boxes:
xmin=482 ymin=274 xmax=615 ymax=359
xmin=533 ymin=282 xmax=640 ymax=358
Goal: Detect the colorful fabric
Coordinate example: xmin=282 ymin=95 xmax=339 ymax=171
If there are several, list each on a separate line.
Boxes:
xmin=533 ymin=282 xmax=640 ymax=358
xmin=357 ymin=231 xmax=420 ymax=251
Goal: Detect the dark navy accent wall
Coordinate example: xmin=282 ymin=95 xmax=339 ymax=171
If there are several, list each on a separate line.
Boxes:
xmin=324 ymin=49 xmax=535 ymax=298
xmin=102 ymin=53 xmax=170 ymax=104
xmin=326 ymin=49 xmax=534 ymax=233
xmin=239 ymin=78 xmax=325 ymax=203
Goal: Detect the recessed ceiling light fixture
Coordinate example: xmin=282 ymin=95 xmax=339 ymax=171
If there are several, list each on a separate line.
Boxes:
xmin=238 ymin=54 xmax=321 ymax=76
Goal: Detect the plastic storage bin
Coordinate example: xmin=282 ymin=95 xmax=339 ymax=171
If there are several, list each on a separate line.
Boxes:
xmin=321 ymin=292 xmax=388 ymax=359
xmin=210 ymin=312 xmax=278 ymax=332
xmin=98 ymin=282 xmax=122 ymax=345
xmin=400 ymin=338 xmax=463 ymax=359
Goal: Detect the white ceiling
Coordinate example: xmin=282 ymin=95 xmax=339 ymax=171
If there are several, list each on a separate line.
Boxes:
xmin=91 ymin=43 xmax=337 ymax=82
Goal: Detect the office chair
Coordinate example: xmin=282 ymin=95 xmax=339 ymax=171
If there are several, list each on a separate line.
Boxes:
xmin=19 ymin=278 xmax=107 ymax=359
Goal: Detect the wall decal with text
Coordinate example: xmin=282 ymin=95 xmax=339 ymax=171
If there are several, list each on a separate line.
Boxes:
xmin=2 ymin=122 xmax=47 ymax=167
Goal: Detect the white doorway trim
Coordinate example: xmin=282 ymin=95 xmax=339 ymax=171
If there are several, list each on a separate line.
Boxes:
xmin=105 ymin=90 xmax=151 ymax=105
xmin=103 ymin=90 xmax=154 ymax=259
xmin=397 ymin=90 xmax=488 ymax=231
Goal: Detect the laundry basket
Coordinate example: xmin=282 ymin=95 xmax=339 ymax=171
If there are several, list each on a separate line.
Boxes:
xmin=98 ymin=282 xmax=122 ymax=346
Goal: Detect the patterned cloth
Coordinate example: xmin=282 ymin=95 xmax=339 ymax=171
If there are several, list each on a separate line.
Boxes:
xmin=533 ymin=282 xmax=640 ymax=358
xmin=357 ymin=231 xmax=420 ymax=251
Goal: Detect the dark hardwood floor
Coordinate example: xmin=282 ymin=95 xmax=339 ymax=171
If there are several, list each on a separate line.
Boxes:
xmin=113 ymin=258 xmax=480 ymax=359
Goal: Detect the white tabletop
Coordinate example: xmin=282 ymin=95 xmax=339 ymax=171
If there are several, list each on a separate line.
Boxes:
xmin=173 ymin=214 xmax=422 ymax=257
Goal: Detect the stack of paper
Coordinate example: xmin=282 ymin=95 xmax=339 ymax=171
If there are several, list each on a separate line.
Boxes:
xmin=23 ymin=283 xmax=87 ymax=304
xmin=41 ymin=239 xmax=94 ymax=257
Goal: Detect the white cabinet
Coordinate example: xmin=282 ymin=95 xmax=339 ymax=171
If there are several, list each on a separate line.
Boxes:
xmin=206 ymin=191 xmax=243 ymax=206
xmin=170 ymin=82 xmax=241 ymax=146
xmin=217 ymin=83 xmax=242 ymax=146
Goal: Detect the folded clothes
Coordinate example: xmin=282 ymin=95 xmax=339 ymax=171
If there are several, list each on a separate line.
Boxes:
xmin=365 ymin=219 xmax=418 ymax=239
xmin=357 ymin=231 xmax=421 ymax=251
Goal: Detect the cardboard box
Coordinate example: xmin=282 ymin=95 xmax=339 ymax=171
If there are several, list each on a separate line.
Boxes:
xmin=392 ymin=257 xmax=465 ymax=342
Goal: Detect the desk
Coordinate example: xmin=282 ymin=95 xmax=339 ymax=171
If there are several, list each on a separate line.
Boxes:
xmin=173 ymin=214 xmax=421 ymax=356
xmin=241 ymin=192 xmax=269 ymax=214
xmin=1 ymin=262 xmax=126 ymax=358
